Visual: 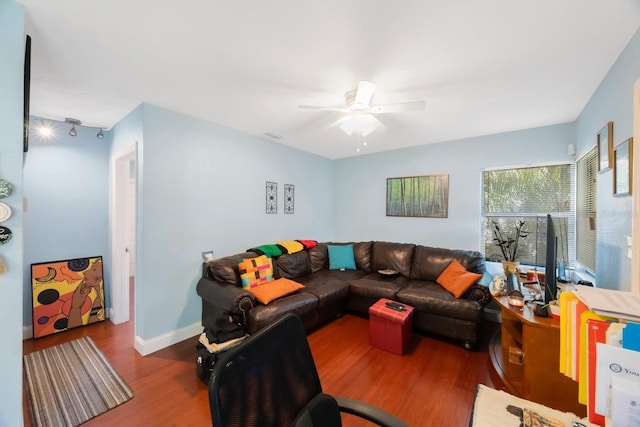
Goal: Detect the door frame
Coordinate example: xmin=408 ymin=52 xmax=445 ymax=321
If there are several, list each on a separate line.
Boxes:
xmin=110 ymin=141 xmax=137 ymax=325
xmin=632 ymin=79 xmax=639 ymax=292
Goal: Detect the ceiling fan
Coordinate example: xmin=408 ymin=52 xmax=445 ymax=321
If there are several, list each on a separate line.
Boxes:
xmin=298 ymin=80 xmax=425 ymax=136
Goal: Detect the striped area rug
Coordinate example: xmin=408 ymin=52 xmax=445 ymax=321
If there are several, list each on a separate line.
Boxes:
xmin=23 ymin=336 xmax=133 ymax=427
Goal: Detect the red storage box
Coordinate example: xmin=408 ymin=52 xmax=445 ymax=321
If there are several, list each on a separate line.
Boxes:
xmin=369 ymin=298 xmax=414 ymax=355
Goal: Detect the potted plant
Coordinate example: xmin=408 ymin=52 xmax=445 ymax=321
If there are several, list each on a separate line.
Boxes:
xmin=491 ymin=220 xmax=529 ymax=276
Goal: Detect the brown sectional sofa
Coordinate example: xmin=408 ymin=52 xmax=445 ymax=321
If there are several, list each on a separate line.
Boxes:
xmin=196 ymin=241 xmax=492 ymax=350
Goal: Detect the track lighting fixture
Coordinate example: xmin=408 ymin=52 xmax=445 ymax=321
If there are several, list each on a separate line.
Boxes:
xmin=96 ymin=128 xmax=104 ymax=139
xmin=65 ymin=118 xmax=81 ymax=137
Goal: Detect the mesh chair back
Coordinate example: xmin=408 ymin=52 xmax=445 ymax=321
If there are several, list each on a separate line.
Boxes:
xmin=208 ymin=313 xmax=323 ymax=427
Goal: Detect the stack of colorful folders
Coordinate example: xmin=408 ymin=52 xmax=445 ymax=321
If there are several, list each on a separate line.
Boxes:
xmin=558 ymin=287 xmax=640 ymax=426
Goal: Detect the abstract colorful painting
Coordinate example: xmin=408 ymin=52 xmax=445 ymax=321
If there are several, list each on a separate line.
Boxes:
xmin=31 ymin=256 xmax=105 ymax=339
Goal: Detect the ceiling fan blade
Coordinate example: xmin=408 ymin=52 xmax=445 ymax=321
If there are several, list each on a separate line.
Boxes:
xmin=370 ymin=101 xmax=425 ymax=114
xmin=298 ymin=105 xmax=350 ymax=113
xmin=355 ymin=80 xmax=377 ymax=106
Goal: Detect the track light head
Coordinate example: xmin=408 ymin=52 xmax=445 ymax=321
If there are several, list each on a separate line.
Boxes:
xmin=97 ymin=128 xmax=104 ymax=139
xmin=65 ymin=118 xmax=81 ymax=137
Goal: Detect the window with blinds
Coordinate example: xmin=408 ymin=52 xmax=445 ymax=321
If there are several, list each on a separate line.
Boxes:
xmin=482 ymin=164 xmax=576 ymax=268
xmin=576 ymin=148 xmax=597 ymax=273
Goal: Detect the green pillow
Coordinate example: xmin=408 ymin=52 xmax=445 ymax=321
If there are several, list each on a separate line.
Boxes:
xmin=327 ymin=244 xmax=356 ymax=270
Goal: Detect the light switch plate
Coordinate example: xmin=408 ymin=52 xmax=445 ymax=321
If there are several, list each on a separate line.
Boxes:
xmin=625 ymin=235 xmax=632 ymax=259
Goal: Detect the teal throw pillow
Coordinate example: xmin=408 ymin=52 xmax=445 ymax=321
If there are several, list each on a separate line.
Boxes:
xmin=328 ymin=244 xmax=356 ymax=270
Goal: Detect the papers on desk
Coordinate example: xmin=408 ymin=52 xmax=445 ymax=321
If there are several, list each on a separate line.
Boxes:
xmin=610 ymin=376 xmax=640 ymax=427
xmin=556 ymin=287 xmax=640 ymax=426
xmin=595 ymin=343 xmax=640 ymax=422
xmin=573 ymin=286 xmax=640 ymax=322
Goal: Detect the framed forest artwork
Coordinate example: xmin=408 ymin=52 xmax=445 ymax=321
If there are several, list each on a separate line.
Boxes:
xmin=31 ymin=256 xmax=105 ymax=338
xmin=386 ymin=174 xmax=449 ymax=218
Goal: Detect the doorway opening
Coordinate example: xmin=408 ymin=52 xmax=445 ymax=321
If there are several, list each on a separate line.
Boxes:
xmin=110 ymin=143 xmax=137 ymax=329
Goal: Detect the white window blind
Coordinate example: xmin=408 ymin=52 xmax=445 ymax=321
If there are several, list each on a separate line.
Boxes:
xmin=576 ymin=148 xmax=597 ymax=272
xmin=482 ymin=164 xmax=576 ymax=268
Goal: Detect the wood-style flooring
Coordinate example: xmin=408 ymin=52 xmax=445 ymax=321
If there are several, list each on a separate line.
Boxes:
xmin=23 ymin=283 xmax=502 ymax=426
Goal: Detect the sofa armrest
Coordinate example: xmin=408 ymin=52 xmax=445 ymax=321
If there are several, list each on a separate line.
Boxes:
xmin=196 ymin=277 xmax=256 ymax=314
xmin=464 ymin=284 xmax=492 ymax=306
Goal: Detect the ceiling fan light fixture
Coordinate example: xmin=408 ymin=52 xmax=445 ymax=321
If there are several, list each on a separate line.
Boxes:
xmin=339 ymin=113 xmax=377 ymax=137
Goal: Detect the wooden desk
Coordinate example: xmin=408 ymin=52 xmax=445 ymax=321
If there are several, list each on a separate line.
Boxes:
xmin=489 ymin=296 xmax=586 ymax=417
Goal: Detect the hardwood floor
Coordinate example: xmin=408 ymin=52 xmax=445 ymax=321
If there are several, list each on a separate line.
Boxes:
xmin=23 ymin=288 xmax=501 ymax=426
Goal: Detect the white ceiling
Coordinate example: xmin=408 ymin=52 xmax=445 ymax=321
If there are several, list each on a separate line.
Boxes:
xmin=20 ymin=1 xmax=640 ymax=159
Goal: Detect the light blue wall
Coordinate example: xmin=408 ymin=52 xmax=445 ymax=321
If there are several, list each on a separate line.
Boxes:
xmin=23 ymin=118 xmax=111 ymax=326
xmin=111 ymin=104 xmax=143 ymax=156
xmin=0 ymin=0 xmax=25 ymax=424
xmin=134 ymin=104 xmax=333 ymax=340
xmin=333 ymin=123 xmax=575 ymax=252
xmin=575 ymin=27 xmax=640 ymax=290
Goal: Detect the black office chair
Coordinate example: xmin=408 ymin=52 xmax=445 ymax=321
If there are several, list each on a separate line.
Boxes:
xmin=208 ymin=313 xmax=408 ymax=427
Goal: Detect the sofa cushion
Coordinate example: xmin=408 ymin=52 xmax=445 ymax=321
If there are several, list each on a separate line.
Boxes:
xmin=247 ymin=292 xmax=318 ymax=333
xmin=295 ymin=270 xmax=352 ymax=309
xmin=353 ymin=241 xmax=373 ymax=272
xmin=436 ymin=260 xmax=482 ymax=298
xmin=248 ymin=278 xmax=305 ymax=304
xmin=238 ymin=255 xmax=274 ymax=288
xmin=328 ymin=244 xmax=356 ymax=270
xmin=396 ymin=280 xmax=482 ymax=322
xmin=410 ymin=245 xmax=485 ymax=281
xmin=308 ymin=244 xmax=328 ymax=273
xmin=274 ymin=251 xmax=312 ymax=279
xmin=371 ymin=242 xmax=415 ymax=277
xmin=349 ymin=273 xmax=409 ymax=300
xmin=207 ymin=251 xmax=259 ymax=285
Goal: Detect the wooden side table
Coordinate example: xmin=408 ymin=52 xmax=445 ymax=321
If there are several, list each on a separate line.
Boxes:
xmin=489 ymin=295 xmax=586 ymax=417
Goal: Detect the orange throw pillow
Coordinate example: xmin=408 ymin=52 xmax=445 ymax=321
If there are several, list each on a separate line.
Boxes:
xmin=436 ymin=260 xmax=482 ymax=298
xmin=248 ymin=278 xmax=305 ymax=304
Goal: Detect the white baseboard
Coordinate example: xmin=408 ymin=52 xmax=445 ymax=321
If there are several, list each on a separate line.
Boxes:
xmin=23 ymin=321 xmax=203 ymax=357
xmin=133 ymin=321 xmax=202 ymax=356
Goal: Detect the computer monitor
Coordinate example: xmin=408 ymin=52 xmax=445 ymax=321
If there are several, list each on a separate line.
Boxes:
xmin=544 ymin=214 xmax=557 ymax=304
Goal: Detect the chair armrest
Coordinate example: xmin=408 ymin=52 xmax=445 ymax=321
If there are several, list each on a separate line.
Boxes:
xmin=464 ymin=283 xmax=492 ymax=306
xmin=196 ymin=277 xmax=256 ymax=313
xmin=334 ymin=396 xmax=409 ymax=427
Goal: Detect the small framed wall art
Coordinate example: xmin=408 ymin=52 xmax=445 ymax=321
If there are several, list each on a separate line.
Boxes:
xmin=613 ymin=137 xmax=633 ymax=196
xmin=597 ymin=121 xmax=613 ymax=172
xmin=284 ymin=184 xmax=295 ymax=214
xmin=266 ymin=181 xmax=277 ymax=214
